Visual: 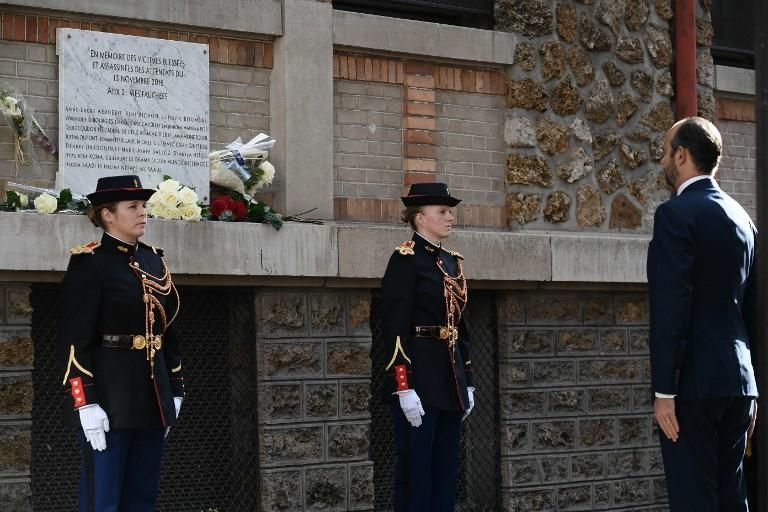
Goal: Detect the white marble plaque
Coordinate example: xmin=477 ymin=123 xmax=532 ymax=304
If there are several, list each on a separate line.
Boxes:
xmin=56 ymin=29 xmax=210 ymax=201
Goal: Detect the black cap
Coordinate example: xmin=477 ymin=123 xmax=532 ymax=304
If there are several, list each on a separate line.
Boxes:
xmin=86 ymin=175 xmax=156 ymax=205
xmin=401 ymin=182 xmax=461 ymax=207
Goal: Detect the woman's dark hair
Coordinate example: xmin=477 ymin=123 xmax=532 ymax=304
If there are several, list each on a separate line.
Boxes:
xmin=87 ymin=202 xmax=119 ymax=228
xmin=670 ymin=117 xmax=722 ymax=175
xmin=401 ymin=206 xmax=423 ymax=230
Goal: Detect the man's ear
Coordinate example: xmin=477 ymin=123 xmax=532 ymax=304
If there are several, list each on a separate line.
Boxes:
xmin=674 ymin=146 xmax=687 ymax=167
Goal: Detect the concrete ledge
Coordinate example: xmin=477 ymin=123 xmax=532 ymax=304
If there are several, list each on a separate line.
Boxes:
xmin=0 ymin=213 xmax=338 ymax=277
xmin=0 ymin=213 xmax=651 ymax=284
xmin=332 ymin=11 xmax=517 ymax=65
xmin=550 ymin=233 xmax=650 ymax=283
xmin=9 ymin=0 xmax=283 ymax=36
xmin=715 ymin=65 xmax=755 ymax=96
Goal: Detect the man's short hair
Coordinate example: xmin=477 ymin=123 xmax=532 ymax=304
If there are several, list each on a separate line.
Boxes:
xmin=670 ymin=117 xmax=723 ymax=175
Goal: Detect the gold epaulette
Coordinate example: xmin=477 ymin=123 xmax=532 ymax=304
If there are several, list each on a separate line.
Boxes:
xmin=70 ymin=240 xmax=101 ymax=255
xmin=394 ymin=240 xmax=415 ymax=256
xmin=445 ymin=248 xmax=464 ymax=259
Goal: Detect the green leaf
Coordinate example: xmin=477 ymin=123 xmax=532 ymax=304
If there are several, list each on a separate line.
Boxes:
xmin=57 ymin=189 xmax=73 ymax=209
xmin=163 ymin=175 xmax=174 ymax=181
xmin=6 ymin=191 xmax=20 ymax=209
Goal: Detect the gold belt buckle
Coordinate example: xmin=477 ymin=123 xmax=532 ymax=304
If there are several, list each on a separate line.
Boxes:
xmin=439 ymin=326 xmax=449 ymax=340
xmin=132 ymin=335 xmax=147 ymax=350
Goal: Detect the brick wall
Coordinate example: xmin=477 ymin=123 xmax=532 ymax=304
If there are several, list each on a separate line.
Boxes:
xmin=333 ymin=79 xmax=404 ymax=223
xmin=435 ymin=89 xmax=506 ymax=227
xmin=0 ymin=10 xmax=272 ymax=192
xmin=256 ymin=289 xmax=374 ymax=511
xmin=498 ymin=290 xmax=666 ymax=511
xmin=0 ymin=285 xmax=33 ymax=511
xmin=332 ymin=52 xmax=508 ymax=226
xmin=717 ymin=118 xmax=756 ymax=220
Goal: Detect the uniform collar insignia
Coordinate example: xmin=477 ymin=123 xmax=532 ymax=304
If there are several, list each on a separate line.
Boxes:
xmin=395 ymin=240 xmax=415 ymax=256
xmin=117 ymin=245 xmax=129 ymax=253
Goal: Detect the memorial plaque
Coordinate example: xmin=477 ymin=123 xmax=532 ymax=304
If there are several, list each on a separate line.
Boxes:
xmin=56 ymin=29 xmax=210 ymax=201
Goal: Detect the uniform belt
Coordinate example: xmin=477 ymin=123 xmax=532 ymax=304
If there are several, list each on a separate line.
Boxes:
xmin=102 ymin=334 xmax=162 ymax=350
xmin=412 ymin=325 xmax=456 ymax=341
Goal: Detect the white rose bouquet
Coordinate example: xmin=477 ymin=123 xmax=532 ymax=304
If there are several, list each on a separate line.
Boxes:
xmin=147 ymin=177 xmax=203 ymax=221
xmin=0 ymin=85 xmax=57 ymax=165
xmin=5 ymin=182 xmax=88 ymax=214
xmin=209 ymin=133 xmax=276 ymax=195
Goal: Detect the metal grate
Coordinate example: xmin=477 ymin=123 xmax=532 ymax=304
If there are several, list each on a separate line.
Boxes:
xmin=369 ymin=289 xmax=500 ymax=511
xmin=30 ymin=284 xmax=258 ymax=512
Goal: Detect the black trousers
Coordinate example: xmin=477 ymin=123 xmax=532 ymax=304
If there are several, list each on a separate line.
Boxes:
xmin=660 ymin=396 xmax=755 ymax=512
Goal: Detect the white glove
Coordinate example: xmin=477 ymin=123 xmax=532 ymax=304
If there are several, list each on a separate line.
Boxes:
xmin=397 ymin=389 xmax=425 ymax=427
xmin=462 ymin=387 xmax=475 ymax=422
xmin=78 ymin=404 xmax=110 ymax=451
xmin=166 ymin=397 xmax=184 ymax=439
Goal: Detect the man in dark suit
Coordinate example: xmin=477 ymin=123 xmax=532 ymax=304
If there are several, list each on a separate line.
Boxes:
xmin=648 ymin=117 xmax=758 ymax=511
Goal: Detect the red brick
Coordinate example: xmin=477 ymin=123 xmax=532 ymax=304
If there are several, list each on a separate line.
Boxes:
xmin=404 ymin=60 xmax=433 ymax=75
xmin=356 ymin=57 xmax=365 ymax=80
xmin=404 ymin=158 xmax=437 ymax=172
xmin=48 ymin=17 xmax=59 ymax=43
xmin=364 ymin=57 xmax=373 ymax=81
xmin=236 ymin=41 xmax=248 ymax=66
xmin=403 ymin=116 xmax=436 ymax=130
xmin=2 ymin=13 xmax=13 ymax=41
xmin=339 ymin=54 xmax=348 ymax=79
xmin=405 ymin=74 xmax=435 ymax=89
xmin=348 ymin=56 xmax=357 ymax=80
xmin=156 ymin=29 xmax=169 ymax=40
xmin=25 ymin=16 xmax=36 ymax=42
xmin=405 ymin=144 xmax=437 ymax=159
xmin=207 ymin=37 xmax=218 ymax=62
xmin=37 ymin=16 xmax=48 ymax=44
xmin=405 ymin=101 xmax=436 ymax=117
xmin=405 ymin=88 xmax=435 ymax=102
xmin=454 ymin=68 xmax=462 ymax=90
xmin=405 ymin=130 xmax=435 ymax=144
xmin=405 ymin=172 xmax=437 ymax=185
xmin=13 ymin=14 xmax=24 ymax=41
xmin=388 ymin=60 xmax=397 ymax=83
xmin=263 ymin=43 xmax=273 ymax=69
xmin=332 ymin=54 xmax=339 ymax=77
xmin=396 ymin=62 xmax=404 ymax=84
xmin=716 ymin=97 xmax=755 ymax=122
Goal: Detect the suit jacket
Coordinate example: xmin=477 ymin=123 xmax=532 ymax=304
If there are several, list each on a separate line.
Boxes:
xmin=377 ymin=233 xmax=473 ymax=412
xmin=647 ymin=177 xmax=757 ymax=400
xmin=58 ymin=232 xmax=185 ymax=429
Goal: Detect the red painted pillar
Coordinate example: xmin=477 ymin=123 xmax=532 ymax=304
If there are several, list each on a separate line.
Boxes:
xmin=674 ymin=0 xmax=697 ymax=119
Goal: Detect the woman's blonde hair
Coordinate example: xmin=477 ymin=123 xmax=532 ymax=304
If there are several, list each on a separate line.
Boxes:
xmin=87 ymin=202 xmax=119 ymax=229
xmin=401 ymin=206 xmax=423 ymax=231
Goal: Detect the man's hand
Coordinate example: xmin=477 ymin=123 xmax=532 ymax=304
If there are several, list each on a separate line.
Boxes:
xmin=78 ymin=404 xmax=110 ymax=451
xmin=654 ymin=397 xmax=679 ymax=442
xmin=462 ymin=387 xmax=475 ymax=422
xmin=748 ymin=400 xmax=758 ymax=439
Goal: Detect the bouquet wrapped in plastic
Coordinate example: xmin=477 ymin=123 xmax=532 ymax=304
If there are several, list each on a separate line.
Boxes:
xmin=0 ymin=86 xmax=57 ymax=166
xmin=209 ymin=133 xmax=276 ymax=195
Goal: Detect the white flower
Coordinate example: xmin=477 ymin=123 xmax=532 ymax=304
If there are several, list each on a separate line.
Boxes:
xmin=258 ymin=161 xmax=275 ymax=186
xmin=156 ymin=190 xmax=180 ymax=208
xmin=18 ymin=192 xmax=28 ymax=207
xmin=150 ymin=203 xmax=181 ymax=220
xmin=179 ymin=204 xmax=202 ymax=221
xmin=157 ymin=179 xmax=181 ymax=193
xmin=147 ymin=191 xmax=161 ymax=205
xmin=177 ymin=186 xmax=199 ymax=206
xmin=1 ymin=96 xmax=21 ymax=118
xmin=34 ymin=192 xmax=57 ymax=214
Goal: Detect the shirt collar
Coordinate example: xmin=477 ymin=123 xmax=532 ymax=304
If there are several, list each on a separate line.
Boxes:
xmin=105 ymin=232 xmax=137 ymax=246
xmin=677 ymin=174 xmax=714 ymax=196
xmin=414 ymin=231 xmax=441 ymax=249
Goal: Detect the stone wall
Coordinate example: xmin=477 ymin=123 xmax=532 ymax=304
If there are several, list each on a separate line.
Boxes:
xmin=0 ymin=9 xmax=272 ymax=193
xmin=498 ymin=289 xmax=666 ymax=511
xmin=256 ymin=289 xmax=375 ymax=512
xmin=499 ymin=0 xmax=676 ymax=233
xmin=0 ymin=285 xmax=33 ymax=511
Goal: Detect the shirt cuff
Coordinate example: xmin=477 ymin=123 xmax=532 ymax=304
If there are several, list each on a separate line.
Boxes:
xmin=654 ymin=392 xmax=676 ymax=399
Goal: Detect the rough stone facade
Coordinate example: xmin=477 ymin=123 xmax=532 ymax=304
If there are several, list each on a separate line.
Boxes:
xmin=0 ymin=285 xmax=33 ymax=511
xmin=498 ymin=0 xmax=676 ymax=232
xmin=256 ymin=289 xmax=374 ymax=512
xmin=498 ymin=289 xmax=666 ymax=511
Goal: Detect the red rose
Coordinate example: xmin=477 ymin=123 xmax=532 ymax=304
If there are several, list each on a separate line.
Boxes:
xmin=210 ymin=196 xmax=247 ymax=221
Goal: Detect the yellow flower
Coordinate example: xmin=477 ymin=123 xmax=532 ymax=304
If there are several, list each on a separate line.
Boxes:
xmin=33 ymin=192 xmax=57 ymax=214
xmin=18 ymin=192 xmax=28 ymax=207
xmin=156 ymin=190 xmax=180 ymax=208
